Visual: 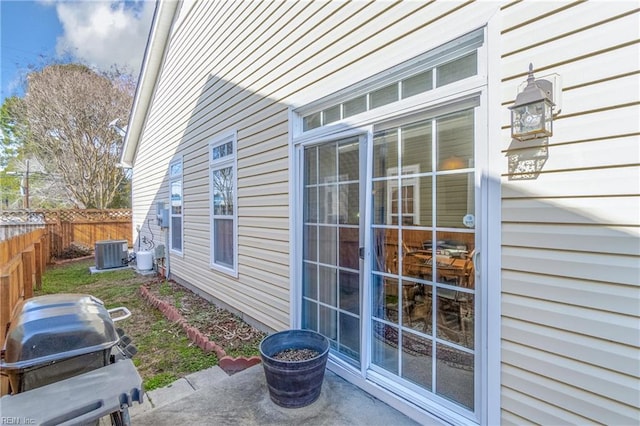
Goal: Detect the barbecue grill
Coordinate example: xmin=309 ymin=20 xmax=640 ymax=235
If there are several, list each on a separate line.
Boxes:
xmin=0 ymin=294 xmax=143 ymax=425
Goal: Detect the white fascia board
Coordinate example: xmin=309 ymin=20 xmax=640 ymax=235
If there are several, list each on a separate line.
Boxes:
xmin=120 ymin=0 xmax=179 ymax=168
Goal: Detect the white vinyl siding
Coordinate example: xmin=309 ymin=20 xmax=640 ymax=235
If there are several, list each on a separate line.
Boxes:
xmin=499 ymin=1 xmax=640 ymax=424
xmin=131 ymin=0 xmax=498 ymax=334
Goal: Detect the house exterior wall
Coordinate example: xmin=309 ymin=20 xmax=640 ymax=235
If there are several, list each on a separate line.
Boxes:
xmin=129 ymin=0 xmax=639 ymax=424
xmin=498 ymin=2 xmax=640 ymax=424
xmin=132 ymin=0 xmax=499 ymax=331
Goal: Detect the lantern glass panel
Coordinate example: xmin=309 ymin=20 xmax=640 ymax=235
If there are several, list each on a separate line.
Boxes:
xmin=511 ymin=99 xmax=552 ymax=140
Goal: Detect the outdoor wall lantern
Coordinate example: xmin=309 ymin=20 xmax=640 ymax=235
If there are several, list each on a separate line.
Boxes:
xmin=509 ymin=63 xmax=555 ymax=141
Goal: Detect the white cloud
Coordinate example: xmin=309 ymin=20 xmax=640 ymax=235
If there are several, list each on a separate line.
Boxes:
xmin=53 ymin=1 xmax=155 ymax=75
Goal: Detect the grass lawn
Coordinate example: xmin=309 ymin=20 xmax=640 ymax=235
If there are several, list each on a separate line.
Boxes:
xmin=36 ymin=258 xmax=219 ymax=391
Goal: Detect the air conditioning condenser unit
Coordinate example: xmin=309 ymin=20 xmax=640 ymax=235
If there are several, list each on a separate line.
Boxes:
xmin=95 ymin=240 xmax=128 ymax=270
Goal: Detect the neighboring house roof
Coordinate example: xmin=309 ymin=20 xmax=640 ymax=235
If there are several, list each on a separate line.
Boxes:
xmin=120 ymin=0 xmax=178 ymax=169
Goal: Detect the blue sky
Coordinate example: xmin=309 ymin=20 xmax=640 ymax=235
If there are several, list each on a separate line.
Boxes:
xmin=1 ymin=0 xmax=155 ymax=104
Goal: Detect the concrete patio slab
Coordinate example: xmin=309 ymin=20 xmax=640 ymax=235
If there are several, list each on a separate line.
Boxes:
xmin=184 ymin=365 xmax=229 ymax=390
xmin=128 ymin=365 xmax=230 ymax=418
xmin=131 ymin=364 xmax=421 ymax=425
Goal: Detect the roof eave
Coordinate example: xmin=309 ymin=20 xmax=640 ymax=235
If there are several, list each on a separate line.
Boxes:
xmin=120 ymin=0 xmax=179 ymax=168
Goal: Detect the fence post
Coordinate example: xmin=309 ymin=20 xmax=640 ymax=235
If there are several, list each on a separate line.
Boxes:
xmin=1 ymin=273 xmax=10 ymax=343
xmin=22 ymin=248 xmax=35 ymax=299
xmin=34 ymin=241 xmax=43 ymax=290
xmin=0 ymin=375 xmax=7 ymax=396
xmin=0 ymin=273 xmax=10 ymax=396
xmin=46 ymin=232 xmax=51 ymax=265
xmin=53 ymin=209 xmax=62 ymax=258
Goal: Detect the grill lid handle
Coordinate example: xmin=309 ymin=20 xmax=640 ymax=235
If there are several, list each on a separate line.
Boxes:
xmin=108 ymin=307 xmax=132 ymax=322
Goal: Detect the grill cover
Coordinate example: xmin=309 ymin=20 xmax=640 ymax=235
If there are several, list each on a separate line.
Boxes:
xmin=1 ymin=294 xmax=119 ymax=369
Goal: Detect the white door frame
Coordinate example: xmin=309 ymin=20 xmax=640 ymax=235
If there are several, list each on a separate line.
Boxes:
xmin=287 ymin=19 xmax=502 ymax=424
xmin=291 ymin=93 xmax=489 ymax=425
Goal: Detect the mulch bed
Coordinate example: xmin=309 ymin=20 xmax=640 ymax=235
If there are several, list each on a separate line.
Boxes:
xmin=139 ymin=278 xmax=266 ymax=374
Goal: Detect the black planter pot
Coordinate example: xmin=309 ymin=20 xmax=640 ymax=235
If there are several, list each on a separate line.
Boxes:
xmin=259 ymin=329 xmax=330 ymax=408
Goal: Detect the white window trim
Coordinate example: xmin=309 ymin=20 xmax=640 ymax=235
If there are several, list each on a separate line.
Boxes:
xmin=483 ymin=15 xmax=502 ymax=426
xmin=295 ymin=98 xmax=487 ymax=425
xmin=169 ymin=156 xmax=183 ymax=255
xmin=289 ymin=24 xmax=501 ymax=425
xmin=295 ymin=28 xmax=485 ymax=120
xmin=209 ymin=130 xmax=239 ymax=277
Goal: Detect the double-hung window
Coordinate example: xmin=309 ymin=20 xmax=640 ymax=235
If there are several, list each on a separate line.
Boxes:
xmin=209 ymin=131 xmax=238 ymax=275
xmin=169 ymin=157 xmax=183 ymax=254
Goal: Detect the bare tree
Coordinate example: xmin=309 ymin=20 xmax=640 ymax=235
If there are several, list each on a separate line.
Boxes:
xmin=21 ymin=64 xmax=134 ymax=209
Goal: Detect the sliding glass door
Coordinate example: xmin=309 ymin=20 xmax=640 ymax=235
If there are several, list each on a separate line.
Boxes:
xmin=369 ymin=108 xmax=477 ymax=411
xmin=301 ymin=136 xmax=364 ymax=365
xmin=299 ymin=106 xmax=479 ymax=415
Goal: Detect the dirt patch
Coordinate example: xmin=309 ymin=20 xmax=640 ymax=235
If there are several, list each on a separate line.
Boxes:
xmin=55 ymin=242 xmax=93 ymax=260
xmin=141 ymin=279 xmax=266 ymax=358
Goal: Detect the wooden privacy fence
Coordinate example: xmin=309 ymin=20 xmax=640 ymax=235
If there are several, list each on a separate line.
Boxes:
xmin=0 ymin=227 xmax=49 ymax=336
xmin=1 ymin=209 xmax=132 ymax=258
xmin=0 ymin=228 xmax=49 ymax=395
xmin=44 ymin=209 xmax=133 ymax=257
xmin=0 ymin=210 xmax=130 ymax=395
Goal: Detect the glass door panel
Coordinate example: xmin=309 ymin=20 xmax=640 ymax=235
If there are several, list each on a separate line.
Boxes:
xmin=370 ymin=109 xmax=476 ymax=411
xmin=302 ymin=137 xmax=362 ymax=365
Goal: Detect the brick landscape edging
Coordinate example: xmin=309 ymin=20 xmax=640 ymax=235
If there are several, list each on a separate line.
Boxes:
xmin=139 ymin=285 xmax=262 ymax=375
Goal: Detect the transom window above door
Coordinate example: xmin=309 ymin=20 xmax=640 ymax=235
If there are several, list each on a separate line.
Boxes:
xmin=299 ymin=28 xmax=483 ymax=132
